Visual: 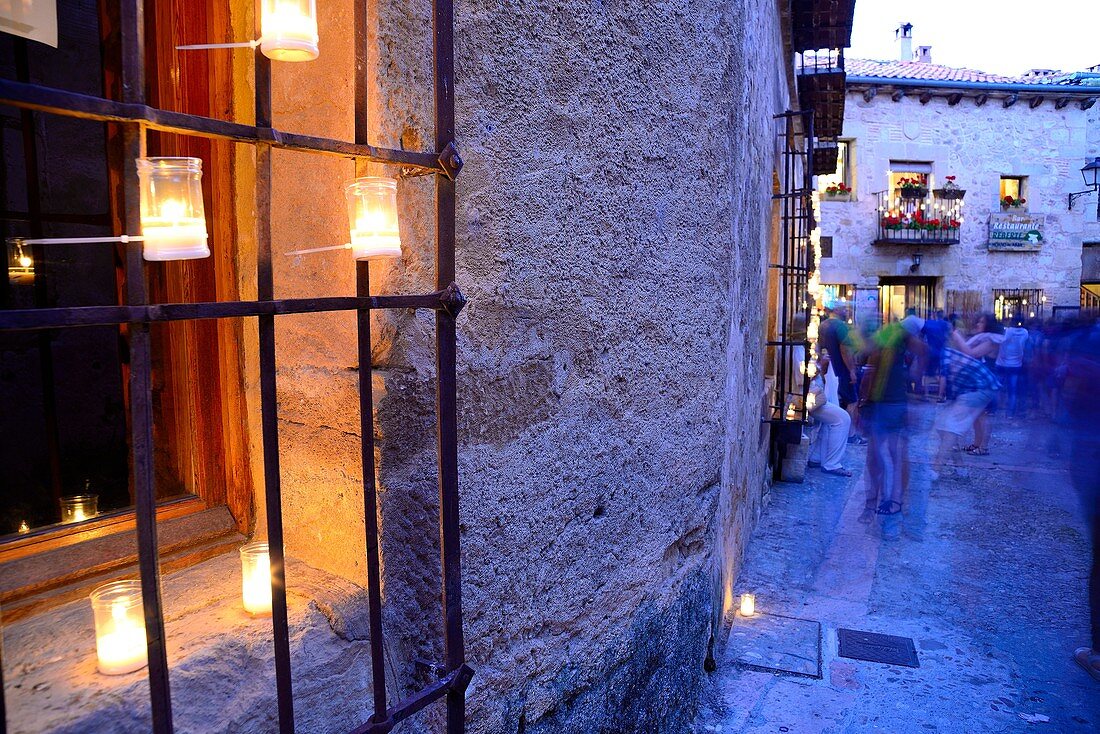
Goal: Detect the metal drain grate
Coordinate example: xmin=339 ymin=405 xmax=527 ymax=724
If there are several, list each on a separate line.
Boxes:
xmin=837 ymin=628 xmax=920 ymax=668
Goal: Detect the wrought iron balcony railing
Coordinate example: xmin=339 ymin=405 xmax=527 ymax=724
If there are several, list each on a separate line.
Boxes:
xmin=874 ymin=189 xmax=963 ymax=245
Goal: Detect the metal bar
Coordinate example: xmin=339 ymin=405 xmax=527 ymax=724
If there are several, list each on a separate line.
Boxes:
xmin=432 ymin=0 xmax=467 ymax=730
xmin=253 ymin=22 xmax=296 ymax=732
xmin=348 ymin=665 xmax=475 ymax=734
xmin=0 ymin=209 xmax=112 ymax=226
xmin=0 ymin=80 xmax=442 ymax=174
xmin=0 ymin=293 xmax=449 ymax=331
xmin=356 ymin=263 xmax=389 ymax=721
xmin=351 ymin=1 xmax=390 ymax=723
xmin=118 ymin=1 xmax=173 ymax=731
xmin=14 ymin=40 xmax=65 ymax=518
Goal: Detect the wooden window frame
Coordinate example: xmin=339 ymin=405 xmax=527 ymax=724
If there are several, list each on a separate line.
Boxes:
xmin=0 ymin=0 xmax=250 ymax=572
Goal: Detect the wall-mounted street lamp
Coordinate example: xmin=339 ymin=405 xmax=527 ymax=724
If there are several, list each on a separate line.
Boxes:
xmin=910 ymin=252 xmax=922 ymax=272
xmin=1068 ymin=156 xmax=1100 ymax=218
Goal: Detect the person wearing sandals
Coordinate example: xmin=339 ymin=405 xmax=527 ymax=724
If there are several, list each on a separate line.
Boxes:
xmin=858 ymin=315 xmax=925 ymax=538
xmin=933 ymin=333 xmax=1001 ymax=473
xmin=807 ymin=351 xmax=852 ymax=477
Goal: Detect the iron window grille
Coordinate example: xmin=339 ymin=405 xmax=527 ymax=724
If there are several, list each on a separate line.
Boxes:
xmin=767 ymin=110 xmax=814 ymax=443
xmin=0 ymin=1 xmax=471 ymax=733
xmin=994 ymin=288 xmax=1045 ymax=323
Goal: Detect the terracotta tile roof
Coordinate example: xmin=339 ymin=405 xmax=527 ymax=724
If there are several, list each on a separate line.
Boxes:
xmin=846 ymin=58 xmax=1100 ymax=88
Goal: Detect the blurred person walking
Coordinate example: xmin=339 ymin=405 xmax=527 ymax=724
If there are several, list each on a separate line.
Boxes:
xmin=820 ymin=302 xmax=865 ymax=445
xmin=958 ymin=313 xmax=1003 ymax=455
xmin=858 ymin=315 xmax=925 ymax=537
xmin=933 ymin=327 xmax=1001 ymax=471
xmin=1062 ymin=318 xmax=1100 ymax=682
xmin=922 ymin=309 xmax=951 ymax=402
xmin=997 ymin=317 xmax=1030 ymax=418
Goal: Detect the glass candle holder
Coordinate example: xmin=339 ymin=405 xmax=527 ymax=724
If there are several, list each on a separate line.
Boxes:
xmin=60 ymin=494 xmax=98 ymax=524
xmin=240 ymin=541 xmax=273 ymax=616
xmin=739 ymin=593 xmax=756 ymax=618
xmin=344 ymin=177 xmax=402 ymax=261
xmin=136 ymin=157 xmax=210 ymax=261
xmin=260 ymin=0 xmax=319 ymax=62
xmin=90 ymin=580 xmax=148 ymax=675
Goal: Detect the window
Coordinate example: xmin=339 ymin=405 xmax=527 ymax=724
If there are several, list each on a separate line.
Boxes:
xmin=888 ymin=160 xmax=932 ymax=194
xmin=1000 ymin=176 xmax=1027 ymax=208
xmin=818 ymin=140 xmax=854 ymax=195
xmin=1 ymin=2 xmax=249 ymax=549
xmin=993 ymin=288 xmax=1044 ymax=323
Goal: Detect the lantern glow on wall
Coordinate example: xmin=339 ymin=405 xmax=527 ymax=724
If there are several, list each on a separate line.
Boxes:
xmin=137 ymin=157 xmax=210 ymax=262
xmin=90 ymin=580 xmax=148 ymax=675
xmin=345 ymin=176 xmax=402 ymax=261
xmin=240 ymin=541 xmax=273 ymax=616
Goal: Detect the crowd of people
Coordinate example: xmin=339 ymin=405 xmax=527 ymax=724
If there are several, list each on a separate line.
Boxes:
xmin=798 ymin=302 xmax=1100 ymax=683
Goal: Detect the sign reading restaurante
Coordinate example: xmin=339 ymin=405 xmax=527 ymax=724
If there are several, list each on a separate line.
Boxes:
xmin=987 ymin=212 xmax=1045 ymax=251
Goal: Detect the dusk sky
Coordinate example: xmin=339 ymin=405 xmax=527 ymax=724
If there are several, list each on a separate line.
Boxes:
xmin=848 ymin=1 xmax=1099 ymax=77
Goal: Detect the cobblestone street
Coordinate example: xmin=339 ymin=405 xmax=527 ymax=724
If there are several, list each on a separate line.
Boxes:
xmin=696 ymin=400 xmax=1099 ymax=733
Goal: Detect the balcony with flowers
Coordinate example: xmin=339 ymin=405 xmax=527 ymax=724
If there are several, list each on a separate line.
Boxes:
xmin=874 ymin=179 xmax=965 ymax=245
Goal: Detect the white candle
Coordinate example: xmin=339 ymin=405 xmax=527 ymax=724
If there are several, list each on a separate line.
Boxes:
xmin=137 ymin=158 xmax=210 ymax=261
xmin=60 ymin=494 xmax=98 ymax=524
xmin=345 ymin=177 xmax=402 ymax=261
xmin=91 ymin=581 xmax=148 ymax=676
xmin=240 ymin=542 xmax=273 ymax=616
xmin=260 ymin=0 xmax=319 ymax=61
xmin=740 ymin=593 xmax=756 ymax=618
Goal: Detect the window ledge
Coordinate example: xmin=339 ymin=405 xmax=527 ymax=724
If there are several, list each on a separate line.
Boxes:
xmin=3 ymin=553 xmax=391 ymax=733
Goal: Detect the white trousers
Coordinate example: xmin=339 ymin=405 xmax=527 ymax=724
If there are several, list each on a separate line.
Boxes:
xmin=810 ymin=402 xmax=852 ymax=471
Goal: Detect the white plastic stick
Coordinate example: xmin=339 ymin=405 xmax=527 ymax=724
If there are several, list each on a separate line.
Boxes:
xmin=284 ymin=244 xmax=352 ymax=256
xmin=176 ymin=40 xmax=259 ymax=51
xmin=11 ymin=235 xmax=143 ymax=245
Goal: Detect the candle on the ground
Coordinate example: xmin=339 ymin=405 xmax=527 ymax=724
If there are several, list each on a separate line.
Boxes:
xmin=137 ymin=157 xmax=210 ymax=261
xmin=740 ymin=593 xmax=756 ymax=617
xmin=240 ymin=541 xmax=273 ymax=616
xmin=91 ymin=580 xmax=148 ymax=675
xmin=260 ymin=0 xmax=319 ymax=61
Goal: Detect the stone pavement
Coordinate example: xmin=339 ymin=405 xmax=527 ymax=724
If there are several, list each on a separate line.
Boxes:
xmin=694 ymin=400 xmax=1100 ymax=733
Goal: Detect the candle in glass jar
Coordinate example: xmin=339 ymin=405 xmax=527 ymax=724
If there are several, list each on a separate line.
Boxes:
xmin=240 ymin=541 xmax=273 ymax=616
xmin=345 ymin=177 xmax=402 ymax=261
xmin=60 ymin=494 xmax=98 ymax=524
xmin=260 ymin=0 xmax=319 ymax=61
xmin=739 ymin=593 xmax=756 ymax=618
xmin=91 ymin=580 xmax=148 ymax=675
xmin=137 ymin=157 xmax=210 ymax=261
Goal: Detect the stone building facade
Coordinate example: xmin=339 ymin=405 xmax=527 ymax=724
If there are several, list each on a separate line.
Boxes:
xmin=0 ymin=1 xmax=837 ymax=732
xmin=817 ymin=28 xmax=1100 ymax=324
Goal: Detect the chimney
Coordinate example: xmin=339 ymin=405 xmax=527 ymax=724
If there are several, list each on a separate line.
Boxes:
xmin=916 ymin=45 xmax=932 ymax=64
xmin=896 ymin=22 xmax=914 ymax=62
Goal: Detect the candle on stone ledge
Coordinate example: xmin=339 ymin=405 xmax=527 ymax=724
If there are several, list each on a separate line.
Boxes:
xmin=137 ymin=157 xmax=210 ymax=261
xmin=59 ymin=494 xmax=98 ymax=524
xmin=91 ymin=580 xmax=148 ymax=675
xmin=260 ymin=0 xmax=319 ymax=61
xmin=240 ymin=541 xmax=273 ymax=616
xmin=740 ymin=593 xmax=756 ymax=618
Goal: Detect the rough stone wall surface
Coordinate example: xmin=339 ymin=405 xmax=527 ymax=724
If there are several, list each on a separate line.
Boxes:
xmin=257 ymin=0 xmax=788 ymax=731
xmin=819 ymin=92 xmax=1096 ymax=310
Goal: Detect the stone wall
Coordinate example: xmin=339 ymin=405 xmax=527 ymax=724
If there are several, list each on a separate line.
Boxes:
xmin=819 ymin=89 xmax=1097 ymax=312
xmin=258 ymin=0 xmax=790 ymax=731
